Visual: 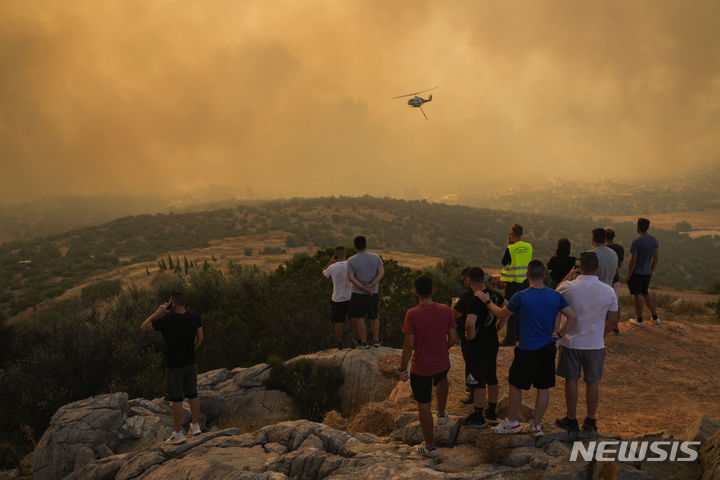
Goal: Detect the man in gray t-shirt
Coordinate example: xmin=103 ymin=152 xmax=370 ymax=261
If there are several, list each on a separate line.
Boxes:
xmin=590 ymin=228 xmax=618 ymax=287
xmin=347 ymin=235 xmax=384 ymax=348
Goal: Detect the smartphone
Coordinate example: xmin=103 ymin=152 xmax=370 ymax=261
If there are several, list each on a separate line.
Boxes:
xmin=166 ymin=302 xmax=174 ymax=311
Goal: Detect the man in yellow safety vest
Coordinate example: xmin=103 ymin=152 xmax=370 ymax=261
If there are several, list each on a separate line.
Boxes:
xmin=499 ymin=224 xmax=533 ymax=346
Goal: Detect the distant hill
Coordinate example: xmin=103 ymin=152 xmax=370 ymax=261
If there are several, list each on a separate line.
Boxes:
xmin=1 ymin=196 xmax=718 ymax=318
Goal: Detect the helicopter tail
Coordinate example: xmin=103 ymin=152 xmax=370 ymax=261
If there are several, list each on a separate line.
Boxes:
xmin=427 ymin=94 xmax=432 ymax=102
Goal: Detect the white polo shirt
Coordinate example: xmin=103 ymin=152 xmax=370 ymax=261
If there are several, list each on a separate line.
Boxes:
xmin=322 ymin=261 xmax=352 ymax=302
xmin=557 ymin=275 xmax=618 ymax=350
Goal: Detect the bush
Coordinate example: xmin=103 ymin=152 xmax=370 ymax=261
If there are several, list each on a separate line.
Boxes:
xmin=265 ymin=356 xmax=344 ymax=422
xmin=81 ymin=279 xmax=123 ymax=305
xmin=243 ymin=247 xmax=253 ymax=256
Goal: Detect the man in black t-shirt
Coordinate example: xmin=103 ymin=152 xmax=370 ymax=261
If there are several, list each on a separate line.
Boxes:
xmin=451 ymin=267 xmax=474 ymax=405
xmin=605 ymin=227 xmax=624 ymax=335
xmin=462 ymin=267 xmax=505 ymax=426
xmin=141 ymin=291 xmax=204 ymax=445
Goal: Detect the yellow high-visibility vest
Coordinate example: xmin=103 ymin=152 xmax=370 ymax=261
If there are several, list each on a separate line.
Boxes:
xmin=500 ymin=241 xmax=533 ymax=283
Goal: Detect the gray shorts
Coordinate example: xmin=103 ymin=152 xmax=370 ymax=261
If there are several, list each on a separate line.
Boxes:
xmin=557 ymin=347 xmax=605 ymax=384
xmin=165 ymin=364 xmax=198 ymax=402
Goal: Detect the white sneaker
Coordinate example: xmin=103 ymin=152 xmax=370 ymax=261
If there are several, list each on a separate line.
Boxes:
xmin=166 ymin=431 xmax=186 ymax=445
xmin=189 ymin=422 xmax=202 ymax=435
xmin=530 ymin=423 xmax=544 ymax=438
xmin=495 ymin=419 xmax=522 ymax=434
xmin=417 ymin=444 xmax=439 ymax=458
xmin=628 ymin=318 xmax=645 ymax=328
xmin=654 ymin=317 xmax=661 ymax=325
xmin=437 ymin=412 xmax=448 ymax=425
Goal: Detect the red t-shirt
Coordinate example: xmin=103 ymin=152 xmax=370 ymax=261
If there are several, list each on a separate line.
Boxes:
xmin=402 ymin=303 xmax=457 ymax=376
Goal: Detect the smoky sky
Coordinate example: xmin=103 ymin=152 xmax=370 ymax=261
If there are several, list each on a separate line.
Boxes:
xmin=1 ymin=0 xmax=718 ymax=203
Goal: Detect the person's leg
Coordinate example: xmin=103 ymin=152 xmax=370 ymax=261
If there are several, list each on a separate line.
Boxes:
xmin=333 ymin=322 xmax=344 ymax=343
xmin=435 ymin=377 xmax=448 ymax=414
xmin=533 ymin=388 xmax=550 ymax=426
xmin=189 ymin=397 xmax=200 ymax=424
xmin=565 ymin=379 xmax=579 ymax=420
xmin=172 ymin=402 xmax=183 ymax=432
xmin=474 ymin=387 xmax=487 ymax=409
xmin=633 ymin=294 xmax=644 ymax=318
xmin=586 ymin=382 xmax=599 ymax=419
xmin=507 ymin=384 xmax=522 ymax=422
xmin=369 ymin=318 xmax=380 ymax=342
xmin=352 ymin=318 xmax=367 ymax=343
xmin=417 ymin=402 xmax=434 ymax=448
xmin=487 ymin=384 xmax=499 ymax=404
xmin=643 ymin=294 xmax=657 ymax=316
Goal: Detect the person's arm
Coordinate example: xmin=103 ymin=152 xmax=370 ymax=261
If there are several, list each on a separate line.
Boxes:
xmin=474 ymin=290 xmax=512 ymax=320
xmin=650 ymin=249 xmax=659 ymax=274
xmin=367 ymin=263 xmax=385 ymax=291
xmin=556 ymin=266 xmax=579 ymax=290
xmin=465 ymin=314 xmax=478 ymax=340
xmin=194 ymin=326 xmax=204 ymax=349
xmin=323 ymin=254 xmax=337 ymax=272
xmin=141 ymin=303 xmax=169 ymax=332
xmin=557 ymin=305 xmax=578 ymax=337
xmin=347 ymin=270 xmax=366 ymax=291
xmin=399 ymin=334 xmax=414 ymax=381
xmin=604 ymin=311 xmax=619 ymax=336
xmin=447 ymin=327 xmax=458 ymax=349
xmin=501 ymin=248 xmax=511 ymax=266
xmin=627 ymin=253 xmax=637 ymax=280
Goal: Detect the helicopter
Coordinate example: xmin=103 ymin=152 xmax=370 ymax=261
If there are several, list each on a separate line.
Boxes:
xmin=392 ymin=87 xmax=438 ymax=120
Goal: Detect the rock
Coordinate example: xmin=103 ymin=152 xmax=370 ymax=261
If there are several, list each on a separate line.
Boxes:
xmin=638 ymin=458 xmax=702 ymax=480
xmin=543 ymin=455 xmax=593 ymax=479
xmin=196 ymin=367 xmax=232 ymax=389
xmin=387 ymin=377 xmax=414 ymax=408
xmin=73 ymin=446 xmax=96 ymax=470
xmin=346 ymin=401 xmax=396 ymax=436
xmin=232 ymin=363 xmax=272 ymax=388
xmin=389 ymin=415 xmax=460 ymax=447
xmin=31 ymin=392 xmax=128 ymax=480
xmin=322 ymin=410 xmax=347 ymax=430
xmin=92 ymin=443 xmax=114 ymax=459
xmin=496 ymin=395 xmax=535 ymax=422
xmin=675 ymin=415 xmax=720 ymax=444
xmin=593 ymin=462 xmax=653 ymax=480
xmin=198 ymin=390 xmax=225 ymax=422
xmin=701 ymin=429 xmax=720 ymax=480
xmin=0 ymin=469 xmax=20 ymax=480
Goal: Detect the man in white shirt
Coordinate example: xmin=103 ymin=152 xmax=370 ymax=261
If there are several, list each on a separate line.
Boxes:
xmin=554 ymin=252 xmax=618 ymax=434
xmin=322 ymin=246 xmax=353 ymax=350
xmin=590 ymin=228 xmax=618 ymax=287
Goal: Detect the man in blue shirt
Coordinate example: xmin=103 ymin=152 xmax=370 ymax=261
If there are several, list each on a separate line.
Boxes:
xmin=476 ymin=260 xmax=577 ymax=437
xmin=627 ymin=218 xmax=660 ymax=327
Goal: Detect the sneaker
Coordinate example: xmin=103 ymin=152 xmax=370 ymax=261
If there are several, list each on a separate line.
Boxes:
xmin=555 ymin=416 xmax=579 ymax=433
xmin=495 ymin=419 xmax=522 ymax=434
xmin=417 ymin=444 xmax=439 ymax=458
xmin=437 ymin=412 xmax=448 ymax=425
xmin=582 ymin=417 xmax=598 ymax=432
xmin=189 ymin=422 xmax=202 ymax=436
xmin=628 ymin=318 xmax=644 ymax=328
xmin=463 ymin=411 xmax=487 ymax=427
xmin=372 ymin=339 xmax=380 ymax=348
xmin=653 ymin=317 xmax=661 ymax=325
xmin=461 ymin=392 xmax=474 ymax=405
xmin=613 ymin=327 xmax=620 ymax=335
xmin=485 ymin=412 xmax=499 ymax=426
xmin=530 ymin=423 xmax=544 ymax=438
xmin=337 ymin=343 xmax=345 ymax=351
xmin=361 ymin=342 xmax=370 ymax=349
xmin=166 ymin=431 xmax=186 ymax=445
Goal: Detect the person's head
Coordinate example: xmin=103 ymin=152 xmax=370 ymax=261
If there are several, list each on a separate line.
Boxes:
xmin=637 ymin=218 xmax=650 ymax=234
xmin=527 ymin=260 xmax=545 ymax=283
xmin=579 ymin=252 xmax=599 ymax=275
xmin=414 ymin=275 xmax=433 ymax=299
xmin=592 ymin=227 xmax=607 ymax=246
xmin=334 ymin=246 xmax=346 ymax=260
xmin=605 ymin=227 xmax=616 ymax=242
xmin=170 ymin=291 xmax=186 ymax=310
xmin=554 ymin=238 xmax=571 ymax=258
xmin=460 ymin=266 xmax=472 ymax=287
xmin=467 ymin=267 xmax=486 ymax=292
xmin=511 ymin=224 xmax=523 ymax=242
xmin=354 ymin=235 xmax=367 ymax=251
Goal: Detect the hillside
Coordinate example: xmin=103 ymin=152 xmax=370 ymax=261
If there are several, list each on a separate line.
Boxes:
xmin=1 ymin=196 xmax=719 ymax=319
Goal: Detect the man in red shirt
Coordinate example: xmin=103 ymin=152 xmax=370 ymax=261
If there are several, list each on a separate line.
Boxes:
xmin=400 ymin=275 xmax=458 ymax=458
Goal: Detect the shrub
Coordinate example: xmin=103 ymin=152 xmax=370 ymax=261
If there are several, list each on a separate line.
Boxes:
xmin=81 ymin=279 xmax=123 ymax=305
xmin=265 ymin=356 xmax=344 ymax=422
xmin=243 ymin=247 xmax=253 ymax=256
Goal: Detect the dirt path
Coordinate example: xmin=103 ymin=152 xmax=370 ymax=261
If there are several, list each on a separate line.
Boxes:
xmin=441 ymin=317 xmax=720 ymax=436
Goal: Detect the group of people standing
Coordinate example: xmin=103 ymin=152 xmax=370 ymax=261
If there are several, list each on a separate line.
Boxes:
xmin=323 ymin=219 xmax=661 ymax=458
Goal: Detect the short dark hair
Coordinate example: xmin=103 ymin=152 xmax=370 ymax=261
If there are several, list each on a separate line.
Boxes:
xmin=579 ymin=252 xmax=599 ymax=274
xmin=414 ymin=275 xmax=433 ymax=298
xmin=554 ymin=238 xmax=571 ymax=258
xmin=170 ymin=291 xmax=186 ymax=307
xmin=354 ymin=235 xmax=367 ymax=250
xmin=512 ymin=224 xmax=523 ymax=237
xmin=527 ymin=260 xmax=545 ymax=281
xmin=604 ymin=227 xmax=616 ymax=241
xmin=460 ymin=266 xmax=472 ymax=279
xmin=592 ymin=228 xmax=607 ymax=244
xmin=467 ymin=267 xmax=486 ymax=284
xmin=637 ymin=218 xmax=650 ymax=233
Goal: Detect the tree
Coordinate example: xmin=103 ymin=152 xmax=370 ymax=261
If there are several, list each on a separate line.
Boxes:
xmin=675 ymin=221 xmax=692 ymax=232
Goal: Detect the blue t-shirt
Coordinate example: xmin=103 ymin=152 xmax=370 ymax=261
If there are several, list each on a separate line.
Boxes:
xmin=506 ymin=287 xmax=569 ymax=350
xmin=630 ymin=235 xmax=659 ymax=275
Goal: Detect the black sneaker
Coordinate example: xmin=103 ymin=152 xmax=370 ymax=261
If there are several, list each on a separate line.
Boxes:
xmin=361 ymin=342 xmax=370 ymax=349
xmin=485 ymin=411 xmax=499 ymax=426
xmin=582 ymin=417 xmax=598 ymax=432
xmin=372 ymin=339 xmax=380 ymax=348
xmin=613 ymin=327 xmax=620 ymax=335
xmin=461 ymin=392 xmax=474 ymax=405
xmin=555 ymin=416 xmax=580 ymax=432
xmin=337 ymin=343 xmax=344 ymax=351
xmin=462 ymin=411 xmax=487 ymax=427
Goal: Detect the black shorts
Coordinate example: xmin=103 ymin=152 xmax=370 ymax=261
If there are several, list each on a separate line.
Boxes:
xmin=509 ymin=342 xmax=556 ymax=390
xmin=331 ymin=300 xmax=350 ymax=323
xmin=465 ymin=343 xmax=499 ymax=389
xmin=410 ymin=369 xmax=449 ymax=404
xmin=349 ymin=293 xmax=379 ymax=320
xmin=628 ymin=274 xmax=651 ymax=295
xmin=165 ymin=364 xmax=198 ymax=402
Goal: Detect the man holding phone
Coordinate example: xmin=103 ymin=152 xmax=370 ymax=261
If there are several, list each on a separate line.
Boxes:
xmin=141 ymin=291 xmax=204 ymax=444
